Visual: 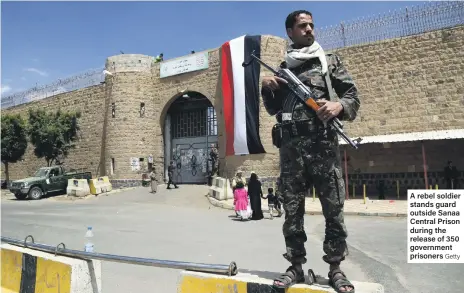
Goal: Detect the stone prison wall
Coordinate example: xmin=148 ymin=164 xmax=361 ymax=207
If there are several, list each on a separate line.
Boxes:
xmin=1 ymin=26 xmax=463 ymax=191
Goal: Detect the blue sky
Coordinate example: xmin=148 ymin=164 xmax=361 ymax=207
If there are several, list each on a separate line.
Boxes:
xmin=1 ymin=1 xmax=423 ymax=96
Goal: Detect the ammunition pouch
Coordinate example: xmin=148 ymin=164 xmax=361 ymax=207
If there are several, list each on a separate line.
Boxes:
xmin=272 ymin=123 xmax=282 ymax=148
xmin=281 ymin=120 xmax=319 ymax=141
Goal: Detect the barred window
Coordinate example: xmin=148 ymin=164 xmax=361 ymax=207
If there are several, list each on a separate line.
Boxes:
xmin=171 ymin=109 xmax=207 ymax=138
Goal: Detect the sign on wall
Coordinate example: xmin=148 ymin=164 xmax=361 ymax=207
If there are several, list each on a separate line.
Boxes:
xmin=130 ymin=157 xmax=140 ymax=171
xmin=160 ymin=52 xmax=209 ymax=78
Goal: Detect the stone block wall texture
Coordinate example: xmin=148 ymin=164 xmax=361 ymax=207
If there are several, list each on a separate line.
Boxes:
xmin=1 ymin=85 xmax=106 ymax=180
xmin=2 ymin=26 xmax=463 ymax=183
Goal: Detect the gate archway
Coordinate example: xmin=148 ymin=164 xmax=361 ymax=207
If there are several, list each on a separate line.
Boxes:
xmin=163 ymin=91 xmax=218 ymax=184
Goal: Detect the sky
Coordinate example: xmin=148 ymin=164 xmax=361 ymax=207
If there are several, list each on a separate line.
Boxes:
xmin=1 ymin=1 xmax=426 ymax=97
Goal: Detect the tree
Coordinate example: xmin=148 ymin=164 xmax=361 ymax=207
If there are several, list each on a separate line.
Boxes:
xmin=1 ymin=114 xmax=28 ymax=185
xmin=28 ymin=108 xmax=81 ymax=167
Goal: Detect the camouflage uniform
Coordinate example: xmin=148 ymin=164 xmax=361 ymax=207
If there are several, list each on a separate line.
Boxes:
xmin=262 ymin=54 xmax=360 ymax=265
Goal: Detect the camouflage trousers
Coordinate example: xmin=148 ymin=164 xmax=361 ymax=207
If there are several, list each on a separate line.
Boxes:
xmin=278 ymin=128 xmax=348 ymax=265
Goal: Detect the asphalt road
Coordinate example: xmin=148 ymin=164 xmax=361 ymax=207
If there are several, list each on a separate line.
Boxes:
xmin=2 ymin=186 xmax=463 ymax=293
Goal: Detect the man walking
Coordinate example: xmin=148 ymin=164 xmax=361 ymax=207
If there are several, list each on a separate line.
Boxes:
xmin=261 ymin=10 xmax=360 ymax=292
xmin=167 ymin=161 xmax=178 ymax=189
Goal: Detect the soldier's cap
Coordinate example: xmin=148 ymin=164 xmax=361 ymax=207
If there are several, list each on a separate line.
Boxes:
xmin=236 ymin=170 xmax=242 ymax=174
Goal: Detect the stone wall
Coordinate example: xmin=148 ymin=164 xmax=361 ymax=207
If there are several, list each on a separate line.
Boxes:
xmin=2 ymin=26 xmax=463 ymax=185
xmin=333 ymin=25 xmax=464 ymax=137
xmin=1 ymin=85 xmax=106 ymax=180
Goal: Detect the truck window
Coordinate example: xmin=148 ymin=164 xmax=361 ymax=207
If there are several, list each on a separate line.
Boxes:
xmin=34 ymin=168 xmax=49 ymax=177
xmin=50 ymin=168 xmax=59 ymax=177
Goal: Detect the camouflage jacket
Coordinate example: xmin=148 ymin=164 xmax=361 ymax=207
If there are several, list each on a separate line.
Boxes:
xmin=261 ymin=53 xmax=360 ymax=124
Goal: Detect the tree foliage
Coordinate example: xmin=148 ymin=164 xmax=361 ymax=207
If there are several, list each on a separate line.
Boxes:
xmin=1 ymin=114 xmax=29 ymax=183
xmin=27 ymin=108 xmax=81 ymax=167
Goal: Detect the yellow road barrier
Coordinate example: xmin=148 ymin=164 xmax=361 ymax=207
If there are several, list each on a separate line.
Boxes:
xmin=1 ymin=243 xmax=101 ymax=293
xmin=89 ymin=176 xmax=113 ymax=195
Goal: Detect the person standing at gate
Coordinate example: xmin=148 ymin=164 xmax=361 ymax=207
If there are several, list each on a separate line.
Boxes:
xmin=149 ymin=167 xmax=158 ymax=193
xmin=167 ymin=161 xmax=179 ymax=189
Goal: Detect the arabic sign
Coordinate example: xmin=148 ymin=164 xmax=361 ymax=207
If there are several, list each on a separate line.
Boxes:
xmin=160 ymin=52 xmax=209 ymax=78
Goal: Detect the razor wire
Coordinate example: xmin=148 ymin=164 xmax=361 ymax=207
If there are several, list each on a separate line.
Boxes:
xmin=316 ymin=1 xmax=464 ymax=50
xmin=1 ymin=67 xmax=105 ymax=109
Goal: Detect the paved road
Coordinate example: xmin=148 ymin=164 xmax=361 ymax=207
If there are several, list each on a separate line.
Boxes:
xmin=2 ymin=186 xmax=462 ymax=293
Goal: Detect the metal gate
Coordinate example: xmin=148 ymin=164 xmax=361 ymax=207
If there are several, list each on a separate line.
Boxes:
xmin=168 ymin=101 xmax=218 ymax=184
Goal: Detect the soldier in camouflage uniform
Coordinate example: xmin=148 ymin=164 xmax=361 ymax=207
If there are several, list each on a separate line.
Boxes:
xmin=261 ymin=10 xmax=360 ymax=292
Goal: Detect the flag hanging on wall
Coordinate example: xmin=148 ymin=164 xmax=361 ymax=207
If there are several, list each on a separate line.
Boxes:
xmin=220 ymin=34 xmax=266 ymax=156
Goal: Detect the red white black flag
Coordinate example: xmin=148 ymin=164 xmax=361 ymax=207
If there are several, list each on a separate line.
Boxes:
xmin=220 ymin=35 xmax=265 ymax=156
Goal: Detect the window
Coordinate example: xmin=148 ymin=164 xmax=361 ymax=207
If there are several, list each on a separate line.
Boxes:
xmin=140 ymin=102 xmax=145 ymax=117
xmin=207 ymin=107 xmax=217 ymax=136
xmin=111 ymin=158 xmax=115 ymax=175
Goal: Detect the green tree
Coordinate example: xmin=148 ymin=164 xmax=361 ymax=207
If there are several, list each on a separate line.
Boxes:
xmin=28 ymin=108 xmax=81 ymax=167
xmin=1 ymin=114 xmax=29 ymax=185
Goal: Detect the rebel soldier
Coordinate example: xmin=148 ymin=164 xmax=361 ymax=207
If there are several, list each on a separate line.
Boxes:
xmin=261 ymin=10 xmax=360 ymax=292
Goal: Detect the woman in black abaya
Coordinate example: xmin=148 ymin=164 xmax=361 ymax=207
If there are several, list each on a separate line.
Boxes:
xmin=248 ymin=173 xmax=264 ymax=220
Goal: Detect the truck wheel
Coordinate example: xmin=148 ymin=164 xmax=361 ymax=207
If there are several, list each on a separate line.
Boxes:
xmin=28 ymin=186 xmax=43 ymax=200
xmin=14 ymin=193 xmax=28 ymax=200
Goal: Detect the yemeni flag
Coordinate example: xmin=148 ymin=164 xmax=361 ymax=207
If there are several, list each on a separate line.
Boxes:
xmin=220 ymin=35 xmax=265 ymax=156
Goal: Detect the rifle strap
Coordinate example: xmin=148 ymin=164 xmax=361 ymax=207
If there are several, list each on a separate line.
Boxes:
xmin=324 ymin=71 xmax=344 ymax=128
xmin=324 ymin=73 xmax=337 ymax=102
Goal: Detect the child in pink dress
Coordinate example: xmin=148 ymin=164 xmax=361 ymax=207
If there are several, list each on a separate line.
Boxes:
xmin=233 ymin=181 xmax=250 ymax=220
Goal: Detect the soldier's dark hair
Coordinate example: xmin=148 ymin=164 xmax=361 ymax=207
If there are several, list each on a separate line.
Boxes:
xmin=268 ymin=187 xmax=273 ymax=193
xmin=285 ymin=10 xmax=312 ymax=29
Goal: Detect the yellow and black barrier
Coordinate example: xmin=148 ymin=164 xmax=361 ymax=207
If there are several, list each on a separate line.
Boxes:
xmin=1 ymin=243 xmax=101 ymax=293
xmin=178 ymin=271 xmax=385 ymax=293
xmin=66 ymin=179 xmax=91 ymax=197
xmin=89 ymin=176 xmax=112 ymax=195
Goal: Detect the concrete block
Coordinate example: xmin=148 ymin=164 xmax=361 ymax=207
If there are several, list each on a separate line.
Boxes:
xmin=208 ymin=177 xmax=234 ymax=201
xmin=1 ymin=243 xmax=102 ymax=293
xmin=66 ymin=179 xmax=91 ymax=197
xmin=178 ymin=270 xmax=384 ymax=293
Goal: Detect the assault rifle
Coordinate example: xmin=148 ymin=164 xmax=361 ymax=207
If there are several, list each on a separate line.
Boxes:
xmin=242 ymin=51 xmax=362 ymax=150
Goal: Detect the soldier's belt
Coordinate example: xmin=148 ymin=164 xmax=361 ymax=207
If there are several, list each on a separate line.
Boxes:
xmin=281 ymin=121 xmax=319 ymax=137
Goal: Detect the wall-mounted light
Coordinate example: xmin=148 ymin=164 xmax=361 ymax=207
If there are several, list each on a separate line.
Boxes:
xmin=140 ymin=102 xmax=145 ymax=117
xmin=111 ymin=102 xmax=116 ymax=118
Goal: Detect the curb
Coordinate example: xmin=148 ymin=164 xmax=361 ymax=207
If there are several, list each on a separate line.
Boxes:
xmin=207 ymin=196 xmax=407 ymax=218
xmin=54 ymin=186 xmax=140 ymax=201
xmin=178 ymin=270 xmax=385 ymax=293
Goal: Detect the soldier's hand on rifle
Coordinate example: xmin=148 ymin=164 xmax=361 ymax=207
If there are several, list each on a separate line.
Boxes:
xmin=316 ymin=99 xmax=343 ymax=123
xmin=262 ymin=76 xmax=287 ymax=91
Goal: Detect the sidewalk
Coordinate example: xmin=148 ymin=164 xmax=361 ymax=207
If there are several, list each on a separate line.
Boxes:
xmin=0 ymin=186 xmax=141 ymax=201
xmin=208 ymin=196 xmax=408 ymax=217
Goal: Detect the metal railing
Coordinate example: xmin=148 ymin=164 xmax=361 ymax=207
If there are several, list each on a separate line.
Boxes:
xmin=1 ymin=235 xmax=238 ymax=276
